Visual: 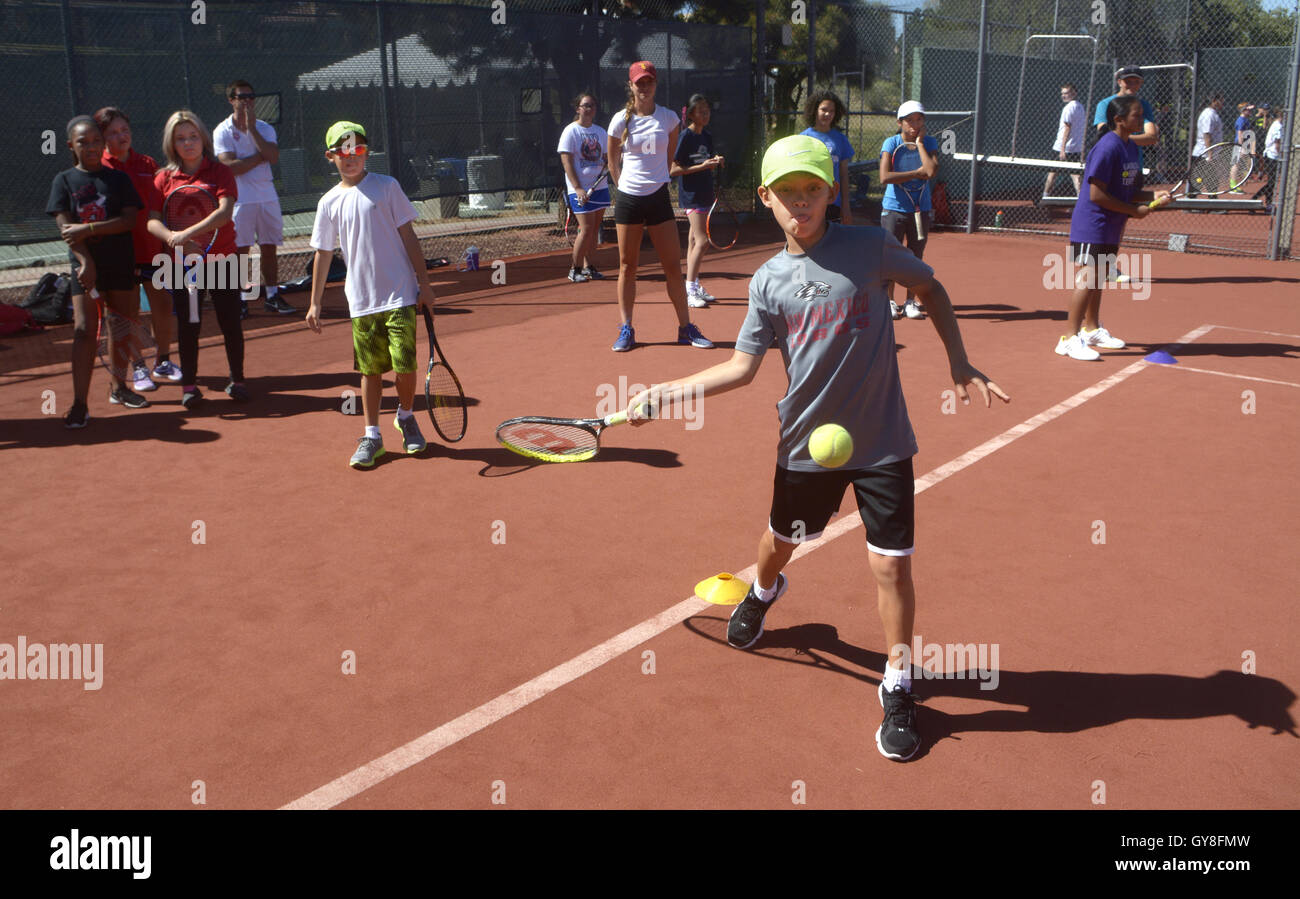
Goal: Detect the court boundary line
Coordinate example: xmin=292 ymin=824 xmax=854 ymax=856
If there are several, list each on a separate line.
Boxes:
xmin=1150 ymin=364 xmax=1300 ymax=389
xmin=281 ymin=324 xmax=1215 ymax=810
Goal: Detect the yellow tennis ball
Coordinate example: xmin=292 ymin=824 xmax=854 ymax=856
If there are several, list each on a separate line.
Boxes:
xmin=809 ymin=424 xmax=853 ymax=468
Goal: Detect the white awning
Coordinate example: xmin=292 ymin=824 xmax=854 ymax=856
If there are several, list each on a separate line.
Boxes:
xmin=296 ymin=34 xmax=479 ymax=91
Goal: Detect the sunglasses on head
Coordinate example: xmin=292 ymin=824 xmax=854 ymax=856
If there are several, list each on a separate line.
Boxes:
xmin=331 ymin=143 xmax=368 ymax=157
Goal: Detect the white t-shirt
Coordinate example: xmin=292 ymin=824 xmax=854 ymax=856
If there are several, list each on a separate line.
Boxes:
xmin=1054 ymin=100 xmax=1085 ymax=153
xmin=1265 ymin=120 xmax=1282 ymax=160
xmin=556 ymin=121 xmax=609 ymax=192
xmin=213 ymin=117 xmax=279 ymax=204
xmin=608 ymin=105 xmax=679 ymax=197
xmin=1193 ymin=107 xmax=1223 ymax=156
xmin=310 ymin=172 xmax=419 ymax=318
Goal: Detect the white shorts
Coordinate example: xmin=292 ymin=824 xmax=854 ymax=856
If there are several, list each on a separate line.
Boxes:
xmin=232 ymin=199 xmax=283 ymax=248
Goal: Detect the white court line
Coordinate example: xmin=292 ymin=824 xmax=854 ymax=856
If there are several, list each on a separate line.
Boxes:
xmin=281 ymin=324 xmax=1214 ymax=810
xmin=1150 ymin=364 xmax=1300 ymax=389
xmin=1204 ymin=324 xmax=1300 ymax=341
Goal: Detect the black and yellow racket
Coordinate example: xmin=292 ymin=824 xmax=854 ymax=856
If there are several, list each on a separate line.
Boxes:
xmin=1150 ymin=141 xmax=1253 ymax=208
xmin=496 ymin=403 xmax=655 ymax=463
xmin=421 ymin=307 xmax=466 ymax=442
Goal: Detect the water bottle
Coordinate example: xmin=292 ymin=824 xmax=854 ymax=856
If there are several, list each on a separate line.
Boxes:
xmin=465 ymin=246 xmax=480 ymax=271
xmin=994 ymin=210 xmax=1005 ymax=229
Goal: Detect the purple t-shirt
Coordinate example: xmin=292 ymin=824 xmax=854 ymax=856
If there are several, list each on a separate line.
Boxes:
xmin=1069 ymin=131 xmax=1140 ymax=245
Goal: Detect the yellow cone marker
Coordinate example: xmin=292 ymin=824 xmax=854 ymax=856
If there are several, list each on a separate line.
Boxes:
xmin=695 ymin=572 xmax=750 ymax=605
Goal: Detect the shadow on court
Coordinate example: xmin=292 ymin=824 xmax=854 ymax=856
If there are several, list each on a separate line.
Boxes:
xmin=1148 ymin=276 xmax=1300 ymax=285
xmin=1115 ymin=341 xmax=1300 ymax=359
xmin=0 ymin=409 xmax=221 ymax=450
xmin=413 ymin=441 xmax=682 ymax=476
xmin=952 ymin=303 xmax=1068 ymax=323
xmin=682 ymin=617 xmax=1298 ymax=760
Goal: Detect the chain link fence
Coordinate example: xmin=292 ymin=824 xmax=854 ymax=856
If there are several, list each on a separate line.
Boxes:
xmin=2 ymin=0 xmax=753 ymax=300
xmin=800 ymin=0 xmax=1299 ymax=260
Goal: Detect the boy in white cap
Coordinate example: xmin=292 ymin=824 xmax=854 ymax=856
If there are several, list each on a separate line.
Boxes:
xmin=305 ymin=121 xmax=434 ymax=468
xmin=622 ymin=134 xmax=1009 ymax=761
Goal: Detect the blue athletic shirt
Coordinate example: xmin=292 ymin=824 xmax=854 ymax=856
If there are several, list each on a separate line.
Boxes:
xmin=880 ymin=133 xmax=939 ymax=214
xmin=800 ymin=127 xmax=855 ymax=206
xmin=1070 ymin=131 xmax=1140 ymax=245
xmin=674 ymin=128 xmax=715 ymax=209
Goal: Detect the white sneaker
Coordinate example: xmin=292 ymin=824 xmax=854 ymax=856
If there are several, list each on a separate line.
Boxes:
xmin=697 ymin=286 xmax=717 ymax=302
xmin=686 ymin=286 xmax=708 ymax=308
xmin=1056 ymin=334 xmax=1101 ymax=361
xmin=1081 ymin=326 xmax=1126 ymax=349
xmin=890 ymin=300 xmax=903 ymax=320
xmin=904 ymin=299 xmax=925 ymax=319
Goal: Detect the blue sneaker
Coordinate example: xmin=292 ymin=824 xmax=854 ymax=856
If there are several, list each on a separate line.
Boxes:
xmin=677 ymin=322 xmax=713 ymax=348
xmin=612 ymin=322 xmax=635 ymax=352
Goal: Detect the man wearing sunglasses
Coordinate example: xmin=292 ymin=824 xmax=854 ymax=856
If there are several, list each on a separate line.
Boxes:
xmin=214 ymin=80 xmax=294 ymax=317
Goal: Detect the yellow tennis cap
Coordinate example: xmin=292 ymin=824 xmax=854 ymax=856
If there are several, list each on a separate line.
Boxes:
xmin=325 ymin=121 xmax=367 ymax=149
xmin=761 ymin=135 xmax=833 ymax=187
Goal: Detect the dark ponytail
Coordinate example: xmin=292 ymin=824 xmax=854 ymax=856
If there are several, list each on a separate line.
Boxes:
xmin=1101 ymin=95 xmax=1141 ymax=135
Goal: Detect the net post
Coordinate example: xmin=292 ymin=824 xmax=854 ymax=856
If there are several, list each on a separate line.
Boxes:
xmin=965 ymin=0 xmax=989 ymax=234
xmin=1268 ymin=1 xmax=1300 ymax=260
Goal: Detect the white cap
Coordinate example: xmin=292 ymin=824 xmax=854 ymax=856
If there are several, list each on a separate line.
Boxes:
xmin=897 ymin=100 xmax=926 ymax=119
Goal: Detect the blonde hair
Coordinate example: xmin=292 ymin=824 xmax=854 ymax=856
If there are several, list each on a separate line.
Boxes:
xmin=161 ymin=109 xmax=215 ymax=170
xmin=621 ymin=82 xmax=637 ymax=141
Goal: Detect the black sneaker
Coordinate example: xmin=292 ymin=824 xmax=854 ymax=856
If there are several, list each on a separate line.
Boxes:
xmin=64 ymin=402 xmax=89 ymax=429
xmin=109 ymin=385 xmax=150 ymax=409
xmin=726 ymin=573 xmax=788 ymax=649
xmin=181 ymin=389 xmax=204 ymax=411
xmin=264 ymin=296 xmax=296 ymax=315
xmin=224 ymin=381 xmax=250 ymax=402
xmin=876 ymin=682 xmax=921 ymax=761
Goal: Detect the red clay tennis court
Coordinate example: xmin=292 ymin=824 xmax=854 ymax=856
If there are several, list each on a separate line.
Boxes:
xmin=1 ymin=227 xmax=1297 ymax=811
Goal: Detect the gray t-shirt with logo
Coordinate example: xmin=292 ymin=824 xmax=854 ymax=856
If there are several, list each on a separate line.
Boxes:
xmin=735 ymin=223 xmax=934 ymax=471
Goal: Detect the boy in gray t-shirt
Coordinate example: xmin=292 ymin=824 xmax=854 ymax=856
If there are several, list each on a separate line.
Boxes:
xmin=624 ymin=134 xmax=1009 ymax=761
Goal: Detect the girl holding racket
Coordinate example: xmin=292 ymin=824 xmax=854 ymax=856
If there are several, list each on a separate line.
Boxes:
xmin=46 ymin=115 xmax=146 ymax=427
xmin=879 ymin=101 xmax=939 ymax=321
xmin=151 ymin=110 xmax=243 ymax=408
xmin=800 ymin=90 xmax=855 ymax=225
xmin=671 ymin=93 xmax=723 ymax=308
xmin=557 ymin=92 xmax=609 ymax=283
xmin=96 ymin=106 xmax=180 ymax=387
xmin=606 ymin=61 xmax=712 ymax=353
xmin=1057 ymin=95 xmax=1168 ymax=361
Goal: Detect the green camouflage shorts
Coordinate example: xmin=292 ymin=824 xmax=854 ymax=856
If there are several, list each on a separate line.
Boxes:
xmin=352 ymin=305 xmax=417 ymax=375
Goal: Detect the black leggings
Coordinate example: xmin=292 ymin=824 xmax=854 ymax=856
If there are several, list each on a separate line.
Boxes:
xmin=172 ymin=287 xmax=243 ymax=387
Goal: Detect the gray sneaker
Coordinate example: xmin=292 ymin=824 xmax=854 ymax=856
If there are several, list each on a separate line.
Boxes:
xmin=393 ymin=414 xmax=427 ymax=453
xmin=349 ymin=435 xmax=386 ymax=469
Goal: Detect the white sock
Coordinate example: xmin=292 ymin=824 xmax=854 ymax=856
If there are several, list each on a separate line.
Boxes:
xmin=396 ymin=406 xmax=413 ymax=420
xmin=365 ymin=425 xmax=381 ymax=439
xmin=755 ymin=577 xmax=780 ymax=602
xmin=882 ymin=661 xmax=911 ymax=693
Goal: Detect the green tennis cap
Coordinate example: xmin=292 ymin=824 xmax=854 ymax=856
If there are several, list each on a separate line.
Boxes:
xmin=325 ymin=121 xmax=367 ymax=149
xmin=761 ymin=135 xmax=834 ymax=187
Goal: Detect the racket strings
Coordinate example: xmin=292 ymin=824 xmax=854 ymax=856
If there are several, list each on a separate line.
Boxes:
xmin=497 ymin=421 xmax=598 ymax=459
xmin=426 ymin=364 xmax=467 ymax=438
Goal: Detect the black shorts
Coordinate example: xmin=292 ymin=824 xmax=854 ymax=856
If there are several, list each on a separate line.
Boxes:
xmin=614 ymin=183 xmax=674 ymax=226
xmin=769 ymin=458 xmax=916 ymax=556
xmin=69 ymin=249 xmax=134 ymax=295
xmin=1070 ymin=241 xmax=1122 ymax=284
xmin=133 ymin=262 xmax=161 ymax=286
xmin=881 ymin=209 xmax=931 ymax=255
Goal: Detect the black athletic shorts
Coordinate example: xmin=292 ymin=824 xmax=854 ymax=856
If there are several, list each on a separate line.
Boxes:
xmin=68 ymin=249 xmax=134 ymax=295
xmin=614 ymin=183 xmax=674 ymax=226
xmin=769 ymin=457 xmax=916 ymax=556
xmin=1070 ymin=241 xmax=1122 ymax=285
xmin=881 ymin=209 xmax=931 ymax=255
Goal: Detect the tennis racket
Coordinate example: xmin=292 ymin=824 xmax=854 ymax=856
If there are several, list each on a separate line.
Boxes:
xmin=421 ymin=306 xmax=467 ymax=442
xmin=92 ymin=288 xmax=156 ymax=384
xmin=705 ymin=168 xmax=739 ymax=250
xmin=892 ymin=141 xmax=928 ymax=240
xmin=162 ymin=184 xmax=219 ymax=323
xmin=496 ymin=405 xmax=653 ymax=464
xmin=1150 ymin=141 xmax=1253 ymax=208
xmin=564 ymin=163 xmax=612 ymax=243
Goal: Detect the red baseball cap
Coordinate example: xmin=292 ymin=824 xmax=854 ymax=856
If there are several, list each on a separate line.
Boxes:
xmin=629 ymin=61 xmax=657 ymax=84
